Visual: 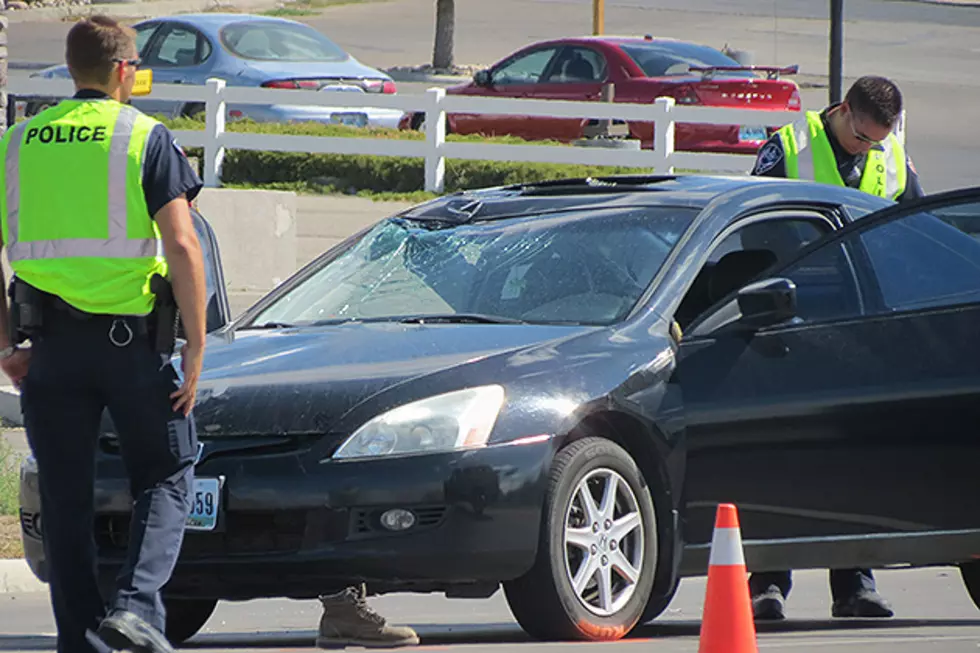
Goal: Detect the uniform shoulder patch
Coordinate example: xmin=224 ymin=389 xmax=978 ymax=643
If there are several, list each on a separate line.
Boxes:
xmin=752 ymin=141 xmax=784 ymax=175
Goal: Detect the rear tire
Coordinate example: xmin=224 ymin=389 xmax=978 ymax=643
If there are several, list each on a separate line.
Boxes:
xmin=503 ymin=437 xmax=659 ymax=641
xmin=960 ymin=562 xmax=980 ymax=610
xmin=164 ymin=597 xmax=217 ymax=646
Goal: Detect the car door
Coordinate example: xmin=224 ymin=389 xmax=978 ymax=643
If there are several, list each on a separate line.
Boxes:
xmin=452 ymin=46 xmax=562 ymax=140
xmin=189 ymin=206 xmax=232 ymax=336
xmin=132 ymin=22 xmax=215 ymax=119
xmin=526 ymin=45 xmax=610 ymax=141
xmin=675 ymin=189 xmax=980 ymax=564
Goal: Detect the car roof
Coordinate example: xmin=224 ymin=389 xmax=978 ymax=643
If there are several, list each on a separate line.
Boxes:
xmin=138 ymin=13 xmax=310 ymax=36
xmin=393 ymin=174 xmax=881 ymax=225
xmin=522 ymin=35 xmax=717 ymax=50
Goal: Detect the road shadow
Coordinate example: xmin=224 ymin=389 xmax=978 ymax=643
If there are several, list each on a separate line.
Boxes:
xmin=177 ymin=617 xmax=980 ymax=649
xmin=0 ymin=635 xmax=57 ymax=651
xmin=634 ymin=617 xmax=980 ymax=638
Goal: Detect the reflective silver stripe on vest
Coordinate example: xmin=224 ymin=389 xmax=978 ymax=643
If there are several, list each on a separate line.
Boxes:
xmin=883 ymin=136 xmax=902 ymax=200
xmin=4 ymin=106 xmax=160 ymax=262
xmin=791 ymin=118 xmax=816 ymax=180
xmin=3 ymin=121 xmax=29 ymax=247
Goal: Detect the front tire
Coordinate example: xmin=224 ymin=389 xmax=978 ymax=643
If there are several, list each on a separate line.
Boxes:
xmin=164 ymin=597 xmax=217 ymax=646
xmin=503 ymin=437 xmax=659 ymax=641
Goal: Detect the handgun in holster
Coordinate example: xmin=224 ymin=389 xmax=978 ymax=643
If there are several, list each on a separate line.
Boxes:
xmin=150 ymin=273 xmax=180 ymax=355
xmin=8 ymin=277 xmax=45 ymax=344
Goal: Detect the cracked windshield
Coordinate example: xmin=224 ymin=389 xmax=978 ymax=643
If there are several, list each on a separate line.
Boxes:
xmin=250 ymin=206 xmax=697 ymax=327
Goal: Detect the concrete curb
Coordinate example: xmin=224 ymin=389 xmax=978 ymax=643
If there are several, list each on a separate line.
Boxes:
xmin=0 ymin=559 xmax=47 ymax=593
xmin=0 ymin=384 xmax=22 ymax=428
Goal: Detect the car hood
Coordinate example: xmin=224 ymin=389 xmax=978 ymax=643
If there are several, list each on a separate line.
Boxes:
xmin=189 ymin=322 xmax=596 ymax=437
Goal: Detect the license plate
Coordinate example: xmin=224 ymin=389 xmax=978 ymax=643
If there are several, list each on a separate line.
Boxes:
xmin=739 ymin=125 xmax=769 ymax=142
xmin=330 ymin=112 xmax=368 ymax=127
xmin=186 ymin=477 xmax=220 ymax=531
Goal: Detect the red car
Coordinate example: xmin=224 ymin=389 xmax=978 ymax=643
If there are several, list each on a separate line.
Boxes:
xmin=399 ymin=36 xmax=802 ymax=154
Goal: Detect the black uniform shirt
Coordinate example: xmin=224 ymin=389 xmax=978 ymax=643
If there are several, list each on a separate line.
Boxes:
xmin=750 ymin=103 xmax=925 ymax=203
xmin=73 ymin=90 xmax=204 ymax=218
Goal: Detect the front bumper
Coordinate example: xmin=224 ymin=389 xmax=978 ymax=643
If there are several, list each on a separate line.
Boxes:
xmin=19 ymin=435 xmax=556 ymax=600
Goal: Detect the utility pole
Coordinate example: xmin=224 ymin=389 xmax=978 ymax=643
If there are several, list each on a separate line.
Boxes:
xmin=829 ymin=0 xmax=844 ymax=105
xmin=593 ymin=0 xmax=604 ymax=35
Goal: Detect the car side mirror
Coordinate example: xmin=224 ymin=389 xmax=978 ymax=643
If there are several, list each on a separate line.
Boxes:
xmin=474 ymin=70 xmax=492 ymax=87
xmin=737 ymin=277 xmax=797 ymax=329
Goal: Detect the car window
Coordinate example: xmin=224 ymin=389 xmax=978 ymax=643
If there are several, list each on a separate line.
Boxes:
xmin=152 ymin=26 xmax=210 ymax=67
xmin=858 ymin=203 xmax=980 ymax=314
xmin=493 ymin=48 xmax=559 ymax=85
xmin=219 ymin=21 xmax=348 ymax=62
xmin=246 ymin=206 xmax=698 ymax=328
xmin=135 ymin=24 xmax=159 ymax=56
xmin=543 ymin=47 xmax=608 ymax=83
xmin=620 ymin=42 xmax=755 ymax=79
xmin=676 ymin=216 xmax=829 ymax=330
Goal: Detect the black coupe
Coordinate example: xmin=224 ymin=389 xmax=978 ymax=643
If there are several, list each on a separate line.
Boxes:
xmin=19 ymin=174 xmax=980 ymax=644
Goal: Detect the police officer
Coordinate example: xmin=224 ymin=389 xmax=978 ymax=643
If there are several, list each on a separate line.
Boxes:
xmin=0 ymin=16 xmax=207 ymax=653
xmin=746 ymin=75 xmax=922 ymax=622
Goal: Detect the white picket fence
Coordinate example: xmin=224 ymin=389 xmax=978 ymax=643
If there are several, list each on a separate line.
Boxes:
xmin=10 ymin=77 xmax=903 ymax=193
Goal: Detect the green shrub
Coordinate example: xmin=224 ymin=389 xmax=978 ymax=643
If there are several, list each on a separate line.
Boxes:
xmin=163 ymin=117 xmax=645 ymax=195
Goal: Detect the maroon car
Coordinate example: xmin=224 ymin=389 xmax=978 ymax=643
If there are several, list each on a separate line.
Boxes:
xmin=400 ymin=36 xmax=802 ymax=154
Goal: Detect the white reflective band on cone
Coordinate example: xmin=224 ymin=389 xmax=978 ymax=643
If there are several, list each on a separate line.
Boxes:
xmin=708 ymin=527 xmax=746 ymax=566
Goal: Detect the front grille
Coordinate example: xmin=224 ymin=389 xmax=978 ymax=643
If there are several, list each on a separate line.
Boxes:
xmin=96 ymin=508 xmax=348 ymax=557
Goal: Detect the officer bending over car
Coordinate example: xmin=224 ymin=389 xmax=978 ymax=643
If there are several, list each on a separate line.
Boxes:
xmin=746 ymin=74 xmax=923 ymax=621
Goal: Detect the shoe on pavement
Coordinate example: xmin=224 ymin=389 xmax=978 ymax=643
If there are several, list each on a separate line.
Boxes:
xmin=831 ymin=590 xmax=895 ymax=618
xmin=97 ymin=609 xmax=174 ymax=653
xmin=316 ymin=585 xmax=419 ymax=649
xmin=752 ymin=586 xmax=786 ymax=621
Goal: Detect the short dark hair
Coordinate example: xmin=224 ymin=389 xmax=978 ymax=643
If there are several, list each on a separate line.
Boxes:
xmin=844 ymin=76 xmax=903 ymax=128
xmin=65 ymin=15 xmax=137 ymax=86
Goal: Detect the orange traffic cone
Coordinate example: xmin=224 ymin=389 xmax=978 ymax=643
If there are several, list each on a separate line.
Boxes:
xmin=697 ymin=503 xmax=758 ymax=653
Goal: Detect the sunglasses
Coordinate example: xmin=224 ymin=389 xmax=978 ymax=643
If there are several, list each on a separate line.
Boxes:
xmin=113 ymin=57 xmax=143 ymax=69
xmin=847 ymin=111 xmax=885 ymax=146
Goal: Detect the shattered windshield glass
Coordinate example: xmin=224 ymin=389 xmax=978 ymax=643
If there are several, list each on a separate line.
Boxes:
xmin=247 ymin=205 xmax=698 ymax=327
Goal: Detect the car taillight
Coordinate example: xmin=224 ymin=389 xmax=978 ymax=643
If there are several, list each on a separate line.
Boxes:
xmin=788 ymin=88 xmax=802 ymax=111
xmin=261 ymin=79 xmax=320 ymax=90
xmin=382 ymin=81 xmax=397 ymax=94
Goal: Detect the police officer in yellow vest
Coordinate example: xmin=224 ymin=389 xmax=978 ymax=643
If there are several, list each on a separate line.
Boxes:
xmin=747 ymin=75 xmax=922 ymax=623
xmin=751 ymin=75 xmax=924 ymax=202
xmin=0 ymin=16 xmax=207 ymax=653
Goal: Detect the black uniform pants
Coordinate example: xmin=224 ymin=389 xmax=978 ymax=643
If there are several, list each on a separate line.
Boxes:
xmin=21 ymin=309 xmax=196 ymax=653
xmin=749 ymin=568 xmax=877 ymax=602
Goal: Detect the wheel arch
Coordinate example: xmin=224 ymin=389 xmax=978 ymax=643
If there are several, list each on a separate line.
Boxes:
xmin=558 ymin=409 xmax=682 ymax=604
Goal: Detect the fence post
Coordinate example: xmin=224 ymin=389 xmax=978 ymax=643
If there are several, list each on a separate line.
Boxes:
xmin=203 ymin=78 xmax=227 ymax=187
xmin=653 ymin=97 xmax=675 ymax=174
xmin=424 ymin=87 xmax=446 ymax=193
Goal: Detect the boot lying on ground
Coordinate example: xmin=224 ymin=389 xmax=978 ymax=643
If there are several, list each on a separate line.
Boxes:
xmin=316 ymin=585 xmax=419 ymax=649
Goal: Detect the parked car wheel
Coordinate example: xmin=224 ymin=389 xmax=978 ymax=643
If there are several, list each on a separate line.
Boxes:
xmin=503 ymin=436 xmax=658 ymax=641
xmin=960 ymin=562 xmax=980 ymax=611
xmin=164 ymin=597 xmax=218 ymax=646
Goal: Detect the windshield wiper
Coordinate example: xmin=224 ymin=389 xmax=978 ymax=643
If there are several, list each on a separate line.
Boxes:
xmin=240 ymin=321 xmax=297 ymax=330
xmin=398 ymin=313 xmax=525 ymax=325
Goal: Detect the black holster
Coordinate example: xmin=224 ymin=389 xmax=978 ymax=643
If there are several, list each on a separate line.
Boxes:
xmin=149 ymin=274 xmax=180 ymax=355
xmin=8 ymin=277 xmax=46 ymax=344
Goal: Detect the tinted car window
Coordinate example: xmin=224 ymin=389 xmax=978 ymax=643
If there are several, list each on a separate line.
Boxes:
xmin=620 ymin=42 xmax=755 ymax=79
xmin=248 ymin=207 xmax=698 ymax=327
xmin=154 ymin=27 xmax=207 ymax=66
xmin=860 ymin=205 xmax=980 ymax=313
xmin=493 ymin=48 xmax=559 ymax=85
xmin=544 ymin=47 xmax=607 ymax=82
xmin=220 ymin=22 xmax=348 ymax=62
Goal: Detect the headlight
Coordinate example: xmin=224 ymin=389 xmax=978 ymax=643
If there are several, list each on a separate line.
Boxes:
xmin=330 ymin=385 xmax=506 ymax=461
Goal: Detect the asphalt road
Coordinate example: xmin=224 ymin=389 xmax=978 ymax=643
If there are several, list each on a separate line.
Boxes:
xmin=2 ymin=568 xmax=980 ymax=652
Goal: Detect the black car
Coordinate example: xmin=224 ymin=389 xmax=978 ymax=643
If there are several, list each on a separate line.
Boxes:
xmin=19 ymin=175 xmax=980 ymax=644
